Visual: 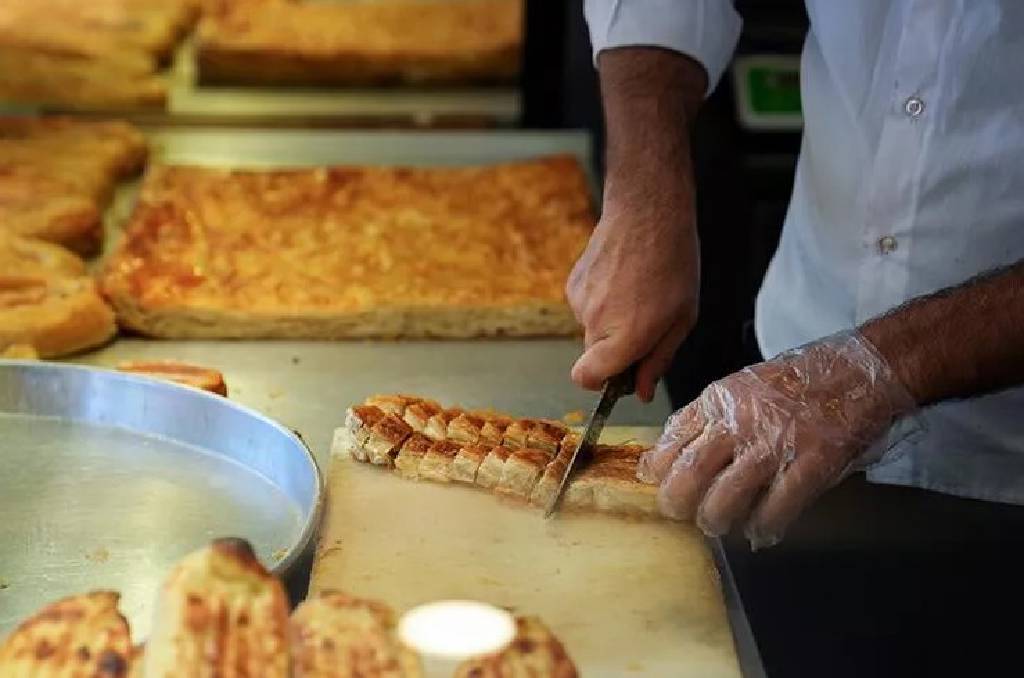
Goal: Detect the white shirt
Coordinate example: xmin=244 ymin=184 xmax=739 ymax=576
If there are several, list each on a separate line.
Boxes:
xmin=585 ymin=0 xmax=1024 ymax=505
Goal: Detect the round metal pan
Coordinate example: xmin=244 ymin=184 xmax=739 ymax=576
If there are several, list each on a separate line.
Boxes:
xmin=0 ymin=360 xmax=323 ymax=638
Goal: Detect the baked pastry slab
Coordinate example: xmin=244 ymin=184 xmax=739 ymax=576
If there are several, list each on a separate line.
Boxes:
xmin=100 ymin=157 xmax=593 ymax=339
xmin=338 ymin=395 xmax=663 ymax=520
xmin=197 ymin=0 xmax=522 ymax=86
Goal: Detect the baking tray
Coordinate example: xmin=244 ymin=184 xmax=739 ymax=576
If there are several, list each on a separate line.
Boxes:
xmin=0 ymin=360 xmax=323 ymax=640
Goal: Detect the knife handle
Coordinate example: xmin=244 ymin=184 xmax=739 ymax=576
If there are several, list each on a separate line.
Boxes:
xmin=607 ymin=364 xmax=637 ymax=399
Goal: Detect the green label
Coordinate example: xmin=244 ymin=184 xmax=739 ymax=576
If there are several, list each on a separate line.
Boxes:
xmin=747 ymin=67 xmax=802 ymax=115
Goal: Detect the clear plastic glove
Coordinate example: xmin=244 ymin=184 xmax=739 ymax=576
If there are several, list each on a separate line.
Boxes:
xmin=639 ymin=331 xmax=919 ymax=549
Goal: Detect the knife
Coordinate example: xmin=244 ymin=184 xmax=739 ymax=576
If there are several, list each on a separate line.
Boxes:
xmin=544 ymin=365 xmax=637 ymax=518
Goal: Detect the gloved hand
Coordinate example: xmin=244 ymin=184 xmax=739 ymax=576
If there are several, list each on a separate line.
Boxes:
xmin=639 ymin=331 xmax=919 ymax=549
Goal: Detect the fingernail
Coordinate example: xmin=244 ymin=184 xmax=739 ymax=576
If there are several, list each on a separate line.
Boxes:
xmin=696 ymin=512 xmax=729 ymax=538
xmin=656 ymin=488 xmax=690 ymax=521
xmin=745 ymin=524 xmax=782 ymax=551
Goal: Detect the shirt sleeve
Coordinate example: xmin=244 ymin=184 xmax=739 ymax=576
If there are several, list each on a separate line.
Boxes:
xmin=584 ymin=0 xmax=743 ymax=95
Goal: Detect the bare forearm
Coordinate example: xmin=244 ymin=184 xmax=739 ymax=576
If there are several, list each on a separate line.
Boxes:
xmin=597 ymin=47 xmax=706 ymax=209
xmin=861 ymin=260 xmax=1024 ymax=406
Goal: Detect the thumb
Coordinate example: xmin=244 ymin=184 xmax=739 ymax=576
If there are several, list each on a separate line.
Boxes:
xmin=571 ymin=334 xmax=636 ymax=391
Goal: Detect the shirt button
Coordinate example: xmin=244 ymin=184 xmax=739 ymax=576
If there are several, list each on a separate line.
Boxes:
xmin=878 ymin=236 xmax=898 ymax=254
xmin=904 ymin=96 xmax=925 ymax=118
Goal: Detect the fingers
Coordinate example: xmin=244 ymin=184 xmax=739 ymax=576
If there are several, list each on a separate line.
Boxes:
xmin=634 ymin=313 xmax=695 ymax=402
xmin=656 ymin=425 xmax=734 ymax=521
xmin=744 ymin=446 xmax=850 ymax=549
xmin=637 ymin=401 xmax=705 ymax=483
xmin=695 ymin=441 xmax=778 ymax=537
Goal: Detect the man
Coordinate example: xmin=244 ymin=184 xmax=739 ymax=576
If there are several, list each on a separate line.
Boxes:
xmin=570 ymin=1 xmax=1024 ymax=547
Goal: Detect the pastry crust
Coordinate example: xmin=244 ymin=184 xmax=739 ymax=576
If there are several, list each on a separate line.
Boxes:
xmin=0 ymin=276 xmax=117 ymax=358
xmin=475 ymin=446 xmax=511 ymax=490
xmin=100 ymin=158 xmax=592 ymax=339
xmin=454 ymin=615 xmax=578 ymax=678
xmin=0 ymin=232 xmax=87 ymax=279
xmin=143 ymin=538 xmax=290 ymax=677
xmin=393 ymin=433 xmax=433 ymax=480
xmin=417 ymin=440 xmax=461 ymax=482
xmin=116 ymin=360 xmax=228 ymax=396
xmin=0 ymin=591 xmax=132 ymax=676
xmin=0 ymin=117 xmax=147 ymax=254
xmin=497 ymin=448 xmax=551 ymax=499
xmin=402 ymin=399 xmax=442 ymax=433
xmin=290 ymin=591 xmax=421 ymax=678
xmin=197 ymin=0 xmax=522 ymax=86
xmin=451 ymin=444 xmax=489 ymax=484
xmin=365 ymin=414 xmax=413 ymax=465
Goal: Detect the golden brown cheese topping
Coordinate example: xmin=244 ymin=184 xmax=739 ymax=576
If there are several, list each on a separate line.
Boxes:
xmin=102 ymin=157 xmax=594 ymax=313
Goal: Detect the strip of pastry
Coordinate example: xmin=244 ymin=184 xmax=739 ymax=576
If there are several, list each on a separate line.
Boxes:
xmin=496 ymin=448 xmax=553 ymax=499
xmin=418 ymin=440 xmax=462 ymax=482
xmin=365 ymin=413 xmax=414 ymax=465
xmin=451 ymin=444 xmax=490 ymax=484
xmin=425 ymin=407 xmax=463 ymax=441
xmin=344 ymin=405 xmax=386 ymax=461
xmin=394 ymin=433 xmax=433 ymax=480
xmin=402 ymin=398 xmax=443 ymax=433
xmin=475 ymin=446 xmax=512 ymax=489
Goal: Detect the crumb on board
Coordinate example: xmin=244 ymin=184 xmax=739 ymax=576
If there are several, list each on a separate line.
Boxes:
xmin=271 ymin=548 xmax=288 ymax=562
xmin=85 ymin=547 xmax=110 ymax=563
xmin=268 ymin=388 xmax=284 ymax=399
xmin=291 ymin=356 xmax=301 ymax=365
xmin=562 ymin=410 xmax=585 ymax=425
xmin=0 ymin=579 xmax=9 ymax=591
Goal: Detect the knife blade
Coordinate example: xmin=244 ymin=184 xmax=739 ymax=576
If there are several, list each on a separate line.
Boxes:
xmin=544 ymin=365 xmax=637 ymax=518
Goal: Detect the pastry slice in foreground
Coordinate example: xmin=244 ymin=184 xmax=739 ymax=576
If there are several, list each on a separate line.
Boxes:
xmin=394 ymin=433 xmax=433 ymax=479
xmin=365 ymin=414 xmax=414 ymax=465
xmin=117 ymin=360 xmax=228 ymax=396
xmin=143 ymin=538 xmax=289 ymax=677
xmin=418 ymin=440 xmax=462 ymax=482
xmin=475 ymin=446 xmax=512 ymax=489
xmin=454 ymin=616 xmax=578 ymax=678
xmin=447 ymin=412 xmax=486 ymax=446
xmin=425 ymin=407 xmax=463 ymax=441
xmin=345 ymin=405 xmax=387 ymax=461
xmin=497 ymin=448 xmax=553 ymax=499
xmin=402 ymin=398 xmax=442 ymax=432
xmin=0 ymin=590 xmax=132 ymax=677
xmin=290 ymin=590 xmax=421 ymax=678
xmin=451 ymin=444 xmax=490 ymax=484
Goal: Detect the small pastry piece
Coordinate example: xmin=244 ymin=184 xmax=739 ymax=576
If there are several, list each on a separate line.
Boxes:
xmin=365 ymin=393 xmax=420 ymax=417
xmin=0 ymin=275 xmax=116 ymax=358
xmin=529 ymin=445 xmax=571 ymax=509
xmin=475 ymin=446 xmax=512 ymax=489
xmin=450 ymin=445 xmax=490 ymax=484
xmin=394 ymin=433 xmax=433 ymax=480
xmin=478 ymin=414 xmax=512 ymax=446
xmin=290 ymin=590 xmax=421 ymax=678
xmin=501 ymin=419 xmax=531 ymax=450
xmin=526 ymin=420 xmax=568 ymax=454
xmin=365 ymin=414 xmax=414 ymax=465
xmin=144 ymin=538 xmax=289 ymax=677
xmin=424 ymin=407 xmax=463 ymax=441
xmin=116 ymin=360 xmax=228 ymax=396
xmin=0 ymin=231 xmax=87 ymax=278
xmin=454 ymin=616 xmax=578 ymax=678
xmin=344 ymin=405 xmax=386 ymax=461
xmin=447 ymin=412 xmax=485 ymax=445
xmin=0 ymin=343 xmax=38 ymax=359
xmin=0 ymin=591 xmax=132 ymax=676
xmin=497 ymin=448 xmax=552 ymax=499
xmin=402 ymin=399 xmax=442 ymax=432
xmin=417 ymin=440 xmax=462 ymax=482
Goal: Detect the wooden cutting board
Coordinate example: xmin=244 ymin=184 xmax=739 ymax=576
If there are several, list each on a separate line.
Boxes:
xmin=310 ymin=427 xmax=741 ymax=677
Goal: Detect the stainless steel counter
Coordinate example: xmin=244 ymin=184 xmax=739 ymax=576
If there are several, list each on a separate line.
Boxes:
xmin=72 ymin=339 xmax=671 ymax=469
